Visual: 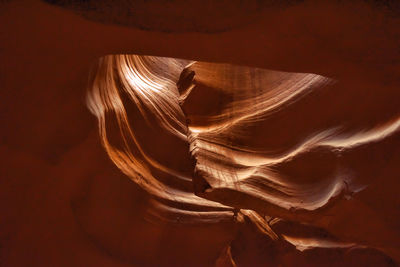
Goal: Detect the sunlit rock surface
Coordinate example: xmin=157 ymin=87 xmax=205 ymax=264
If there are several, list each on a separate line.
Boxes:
xmin=1 ymin=0 xmax=400 ymax=266
xmin=86 ymin=55 xmax=400 ymax=266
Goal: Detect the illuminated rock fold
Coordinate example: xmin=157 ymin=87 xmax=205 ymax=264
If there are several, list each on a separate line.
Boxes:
xmin=87 ymin=54 xmax=400 ymax=262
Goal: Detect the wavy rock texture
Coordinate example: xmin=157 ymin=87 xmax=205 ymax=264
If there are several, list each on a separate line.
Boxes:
xmin=2 ymin=1 xmax=400 ymax=265
xmin=86 ymin=54 xmax=400 ymax=266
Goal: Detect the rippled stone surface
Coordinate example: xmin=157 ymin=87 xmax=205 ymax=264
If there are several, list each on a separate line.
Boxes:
xmin=1 ymin=0 xmax=400 ymax=266
xmin=87 ymin=55 xmax=400 ymax=265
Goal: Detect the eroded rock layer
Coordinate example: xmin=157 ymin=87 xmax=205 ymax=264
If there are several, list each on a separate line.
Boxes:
xmin=87 ymin=54 xmax=400 ymax=265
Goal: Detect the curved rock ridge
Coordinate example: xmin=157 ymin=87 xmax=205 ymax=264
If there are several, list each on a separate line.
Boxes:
xmin=87 ymin=54 xmax=400 ymax=263
xmin=86 ymin=55 xmax=236 ymax=224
